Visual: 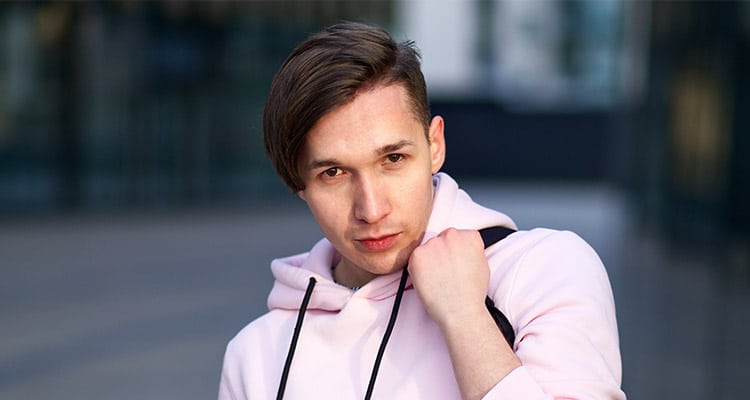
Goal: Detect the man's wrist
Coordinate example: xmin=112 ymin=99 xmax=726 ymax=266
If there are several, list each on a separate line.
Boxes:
xmin=435 ymin=302 xmax=495 ymax=332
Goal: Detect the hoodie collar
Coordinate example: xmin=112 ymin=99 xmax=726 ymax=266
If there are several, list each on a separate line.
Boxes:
xmin=266 ymin=172 xmax=515 ymax=313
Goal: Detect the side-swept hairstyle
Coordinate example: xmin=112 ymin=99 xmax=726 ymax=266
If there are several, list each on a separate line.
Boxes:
xmin=263 ymin=22 xmax=430 ymax=192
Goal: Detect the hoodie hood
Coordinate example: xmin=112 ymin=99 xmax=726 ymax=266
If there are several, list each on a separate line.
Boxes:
xmin=266 ymin=172 xmax=516 ymax=313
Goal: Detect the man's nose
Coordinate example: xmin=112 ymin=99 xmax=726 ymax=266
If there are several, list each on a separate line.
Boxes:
xmin=353 ymin=174 xmax=391 ymax=224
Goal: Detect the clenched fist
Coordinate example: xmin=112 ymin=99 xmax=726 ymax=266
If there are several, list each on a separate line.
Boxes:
xmin=407 ymin=228 xmax=491 ymax=329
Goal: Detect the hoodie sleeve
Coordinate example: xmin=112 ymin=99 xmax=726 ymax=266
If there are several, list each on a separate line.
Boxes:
xmin=218 ymin=339 xmax=241 ymax=400
xmin=485 ymin=230 xmax=626 ymax=399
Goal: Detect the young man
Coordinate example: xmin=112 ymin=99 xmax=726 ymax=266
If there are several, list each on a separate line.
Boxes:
xmin=219 ymin=22 xmax=625 ymax=399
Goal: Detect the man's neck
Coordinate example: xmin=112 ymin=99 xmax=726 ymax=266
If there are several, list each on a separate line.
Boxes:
xmin=332 ymin=257 xmax=377 ymax=290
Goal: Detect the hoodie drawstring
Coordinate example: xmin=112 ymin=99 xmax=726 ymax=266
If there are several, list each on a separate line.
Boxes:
xmin=277 ymin=276 xmax=317 ymax=400
xmin=364 ymin=266 xmax=409 ymax=400
xmin=276 ymin=268 xmax=409 ymax=400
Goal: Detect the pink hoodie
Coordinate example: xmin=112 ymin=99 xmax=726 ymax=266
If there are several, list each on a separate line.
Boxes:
xmin=218 ymin=173 xmax=625 ymax=399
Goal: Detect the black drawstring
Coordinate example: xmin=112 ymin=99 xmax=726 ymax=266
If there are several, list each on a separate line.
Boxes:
xmin=364 ymin=266 xmax=409 ymax=400
xmin=276 ymin=269 xmax=409 ymax=400
xmin=277 ymin=276 xmax=317 ymax=400
xmin=276 ymin=227 xmax=516 ymax=399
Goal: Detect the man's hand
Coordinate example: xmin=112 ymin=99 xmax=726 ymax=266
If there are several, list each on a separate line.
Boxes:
xmin=407 ymin=227 xmax=521 ymax=400
xmin=408 ymin=228 xmax=490 ymax=328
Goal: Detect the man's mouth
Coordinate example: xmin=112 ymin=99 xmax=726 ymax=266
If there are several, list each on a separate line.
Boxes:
xmin=356 ymin=233 xmax=399 ymax=252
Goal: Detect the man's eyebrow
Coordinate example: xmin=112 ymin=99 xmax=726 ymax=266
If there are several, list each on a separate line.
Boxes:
xmin=376 ymin=140 xmax=416 ymax=155
xmin=307 ymin=158 xmax=340 ymax=171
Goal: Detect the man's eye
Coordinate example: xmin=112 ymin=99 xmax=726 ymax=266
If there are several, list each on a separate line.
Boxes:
xmin=323 ymin=168 xmax=341 ymax=177
xmin=386 ymin=154 xmax=404 ymax=163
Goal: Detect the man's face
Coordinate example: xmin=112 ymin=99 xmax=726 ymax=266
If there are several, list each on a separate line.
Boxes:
xmin=298 ymin=84 xmax=445 ymax=282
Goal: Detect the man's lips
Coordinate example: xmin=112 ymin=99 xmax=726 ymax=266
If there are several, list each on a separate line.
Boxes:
xmin=356 ymin=233 xmax=399 ymax=252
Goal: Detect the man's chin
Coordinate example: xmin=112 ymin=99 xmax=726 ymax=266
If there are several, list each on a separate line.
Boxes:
xmin=361 ymin=255 xmax=410 ymax=276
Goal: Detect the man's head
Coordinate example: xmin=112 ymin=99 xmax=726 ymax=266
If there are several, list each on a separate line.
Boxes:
xmin=263 ymin=22 xmax=445 ymax=285
xmin=263 ymin=22 xmax=431 ymax=192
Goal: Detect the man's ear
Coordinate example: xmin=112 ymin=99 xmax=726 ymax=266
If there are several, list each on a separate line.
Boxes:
xmin=428 ymin=116 xmax=446 ymax=174
xmin=297 ymin=190 xmax=306 ymax=201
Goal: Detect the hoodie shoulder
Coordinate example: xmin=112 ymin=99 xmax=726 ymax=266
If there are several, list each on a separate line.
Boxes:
xmin=427 ymin=173 xmax=516 ymax=236
xmin=220 ymin=308 xmax=297 ymax=400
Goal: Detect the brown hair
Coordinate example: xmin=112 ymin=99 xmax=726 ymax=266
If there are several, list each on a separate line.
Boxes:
xmin=263 ymin=22 xmax=430 ymax=192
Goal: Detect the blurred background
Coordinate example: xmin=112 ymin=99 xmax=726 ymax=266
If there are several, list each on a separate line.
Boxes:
xmin=0 ymin=1 xmax=748 ymax=399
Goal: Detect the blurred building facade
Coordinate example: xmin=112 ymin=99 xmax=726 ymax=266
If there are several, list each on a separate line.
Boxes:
xmin=0 ymin=1 xmax=392 ymax=211
xmin=0 ymin=0 xmax=747 ymax=244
